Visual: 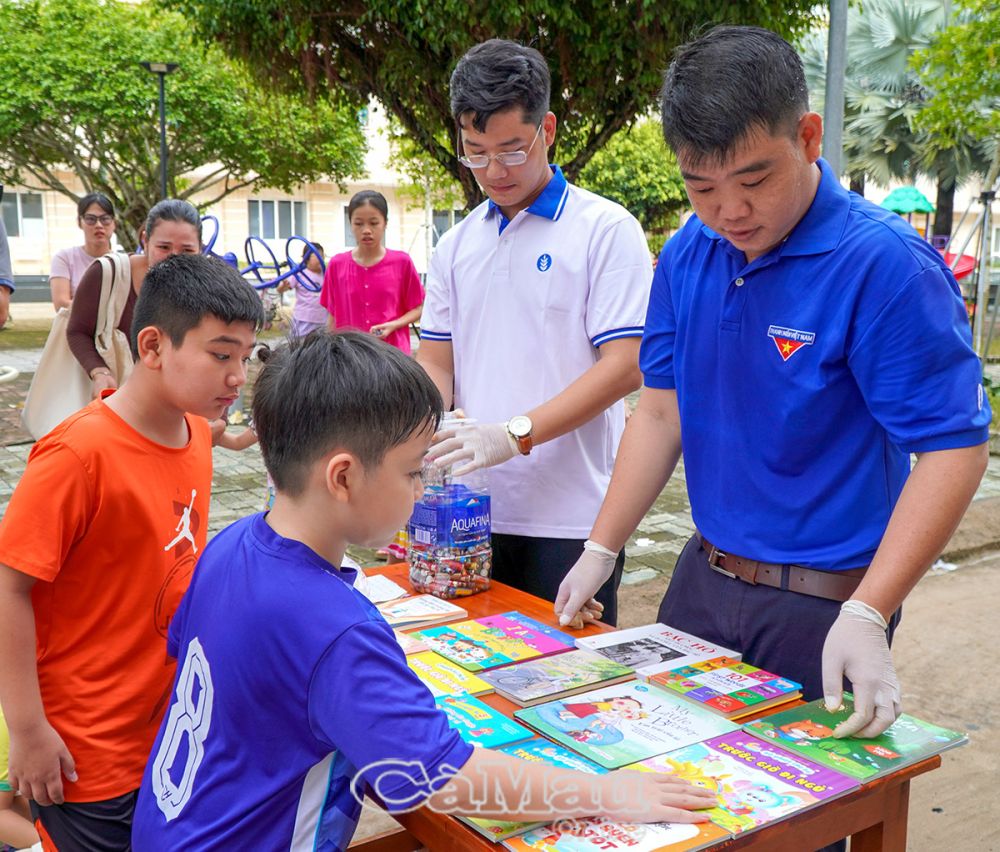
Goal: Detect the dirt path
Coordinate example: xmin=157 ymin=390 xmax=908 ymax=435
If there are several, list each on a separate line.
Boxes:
xmin=618 ymin=553 xmax=1000 ymax=851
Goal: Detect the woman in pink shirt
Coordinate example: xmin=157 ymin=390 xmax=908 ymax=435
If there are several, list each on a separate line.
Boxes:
xmin=49 ymin=193 xmax=117 ymax=311
xmin=320 ymin=190 xmax=423 ymax=354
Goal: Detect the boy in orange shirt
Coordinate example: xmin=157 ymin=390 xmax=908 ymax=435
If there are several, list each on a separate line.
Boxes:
xmin=0 ymin=253 xmax=263 ymax=850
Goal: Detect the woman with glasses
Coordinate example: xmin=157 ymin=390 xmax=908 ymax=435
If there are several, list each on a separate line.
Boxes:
xmin=49 ymin=193 xmax=118 ymax=311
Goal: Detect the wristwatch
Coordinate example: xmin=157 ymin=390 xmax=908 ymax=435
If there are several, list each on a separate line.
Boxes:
xmin=506 ymin=415 xmax=533 ymax=455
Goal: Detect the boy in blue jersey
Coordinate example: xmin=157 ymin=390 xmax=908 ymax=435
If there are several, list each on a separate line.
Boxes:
xmin=557 ymin=26 xmax=990 ymax=742
xmin=131 ymin=331 xmax=714 ymax=850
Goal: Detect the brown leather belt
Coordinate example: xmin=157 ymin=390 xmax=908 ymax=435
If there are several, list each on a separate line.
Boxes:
xmin=700 ymin=536 xmax=866 ymax=603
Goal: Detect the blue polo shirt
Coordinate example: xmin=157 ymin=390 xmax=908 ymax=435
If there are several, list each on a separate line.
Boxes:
xmin=132 ymin=514 xmax=472 ymax=851
xmin=640 ymin=159 xmax=990 ymax=571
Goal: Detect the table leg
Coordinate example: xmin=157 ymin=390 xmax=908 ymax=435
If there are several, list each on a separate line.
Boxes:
xmin=850 ymin=779 xmax=910 ymax=852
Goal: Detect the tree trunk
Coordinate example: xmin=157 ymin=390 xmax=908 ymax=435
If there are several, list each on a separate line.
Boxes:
xmin=933 ymin=175 xmax=956 ymax=239
xmin=849 ymin=173 xmax=865 ymax=196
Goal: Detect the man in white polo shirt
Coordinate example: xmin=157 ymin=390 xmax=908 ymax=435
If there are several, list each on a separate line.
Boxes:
xmin=419 ymin=39 xmax=652 ymax=625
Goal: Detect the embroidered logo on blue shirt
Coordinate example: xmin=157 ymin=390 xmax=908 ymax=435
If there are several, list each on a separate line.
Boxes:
xmin=767 ymin=325 xmax=816 ymax=362
xmin=536 ymin=253 xmax=553 ymax=272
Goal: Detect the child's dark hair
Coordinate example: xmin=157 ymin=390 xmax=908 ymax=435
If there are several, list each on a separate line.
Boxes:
xmin=144 ymin=198 xmax=203 ymax=244
xmin=302 ymin=241 xmax=325 ymax=261
xmin=450 ymin=39 xmax=550 ymax=131
xmin=252 ymin=331 xmax=442 ymax=496
xmin=77 ymin=192 xmax=115 ymax=218
xmin=347 ymin=191 xmax=388 ymax=221
xmin=130 ymin=254 xmax=264 ymax=358
xmin=660 ymin=26 xmax=809 ymax=166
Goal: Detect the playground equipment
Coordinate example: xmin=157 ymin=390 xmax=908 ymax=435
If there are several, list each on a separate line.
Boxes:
xmin=200 ymin=215 xmax=325 ymax=292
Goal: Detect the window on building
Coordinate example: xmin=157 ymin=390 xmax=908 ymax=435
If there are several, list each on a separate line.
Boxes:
xmin=248 ymin=199 xmax=306 ymax=240
xmin=1 ymin=191 xmax=44 ymax=238
xmin=432 ymin=209 xmax=466 ymax=246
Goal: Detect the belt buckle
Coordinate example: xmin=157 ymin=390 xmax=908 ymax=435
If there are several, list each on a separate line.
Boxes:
xmin=706 ymin=545 xmax=737 ymax=579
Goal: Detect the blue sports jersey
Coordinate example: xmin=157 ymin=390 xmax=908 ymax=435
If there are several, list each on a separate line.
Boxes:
xmin=132 ymin=514 xmax=473 ymax=851
xmin=640 ymin=158 xmax=990 ymax=570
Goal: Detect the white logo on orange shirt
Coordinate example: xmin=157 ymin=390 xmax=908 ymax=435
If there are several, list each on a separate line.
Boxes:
xmin=164 ymin=489 xmax=198 ymax=555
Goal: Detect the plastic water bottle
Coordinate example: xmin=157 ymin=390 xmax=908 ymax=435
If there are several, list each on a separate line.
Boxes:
xmin=407 ymin=419 xmax=492 ymax=598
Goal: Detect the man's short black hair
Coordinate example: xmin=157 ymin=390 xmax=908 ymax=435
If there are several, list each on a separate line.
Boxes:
xmin=660 ymin=26 xmax=809 ymax=166
xmin=252 ymin=331 xmax=443 ymax=496
xmin=450 ymin=39 xmax=550 ymax=132
xmin=130 ymin=254 xmax=264 ymax=358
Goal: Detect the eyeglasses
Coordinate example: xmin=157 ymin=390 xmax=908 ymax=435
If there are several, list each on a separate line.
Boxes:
xmin=82 ymin=214 xmax=114 ymax=226
xmin=458 ymin=122 xmax=544 ymax=169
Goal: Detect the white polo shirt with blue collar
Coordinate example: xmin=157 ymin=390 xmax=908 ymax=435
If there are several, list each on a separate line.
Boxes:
xmin=422 ymin=165 xmax=652 ymax=538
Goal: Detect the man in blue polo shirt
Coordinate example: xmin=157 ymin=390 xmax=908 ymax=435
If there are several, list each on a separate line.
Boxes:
xmin=419 ymin=40 xmax=652 ymax=625
xmin=556 ymin=25 xmax=990 ymax=739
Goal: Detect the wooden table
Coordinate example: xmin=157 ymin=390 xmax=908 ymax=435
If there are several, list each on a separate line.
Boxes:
xmin=350 ymin=564 xmax=939 ymax=852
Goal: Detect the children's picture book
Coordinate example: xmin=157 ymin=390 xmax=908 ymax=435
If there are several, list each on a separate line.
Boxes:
xmin=376 ymin=594 xmax=467 ymax=629
xmin=514 ymin=682 xmax=738 ymax=769
xmin=414 ymin=611 xmax=576 ymax=672
xmin=393 ymin=629 xmax=428 ymax=656
xmin=503 ymin=816 xmax=730 ymax=851
xmin=743 ymin=695 xmax=968 ymax=781
xmin=459 ymin=738 xmax=606 ymax=842
xmin=575 ymin=624 xmax=741 ymax=679
xmin=479 ymin=648 xmax=635 ymax=706
xmin=435 ymin=693 xmax=534 ymax=749
xmin=649 ymin=657 xmax=801 ymax=719
xmin=407 ymin=651 xmax=493 ymax=697
xmin=626 ymin=731 xmax=859 ymax=836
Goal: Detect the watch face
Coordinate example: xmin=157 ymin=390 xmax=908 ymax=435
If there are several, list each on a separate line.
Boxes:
xmin=508 ymin=415 xmax=532 ymax=438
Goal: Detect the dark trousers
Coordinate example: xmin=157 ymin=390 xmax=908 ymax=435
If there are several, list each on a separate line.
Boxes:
xmin=31 ymin=790 xmax=137 ymax=851
xmin=657 ymin=535 xmax=901 ymax=702
xmin=491 ymin=533 xmax=625 ymax=626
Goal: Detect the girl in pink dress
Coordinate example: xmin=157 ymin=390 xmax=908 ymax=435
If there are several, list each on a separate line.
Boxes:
xmin=320 ymin=190 xmax=423 ymax=354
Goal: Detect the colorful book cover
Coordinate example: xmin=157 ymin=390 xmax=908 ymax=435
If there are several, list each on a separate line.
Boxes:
xmin=626 ymin=731 xmax=859 ymax=835
xmin=576 ymin=624 xmax=741 ymax=679
xmin=435 ymin=693 xmax=534 ymax=748
xmin=743 ymin=696 xmax=968 ymax=781
xmin=503 ymin=816 xmax=729 ymax=851
xmin=377 ymin=594 xmax=467 ymax=629
xmin=514 ymin=682 xmax=738 ymax=769
xmin=459 ymin=739 xmax=606 ymax=842
xmin=414 ymin=611 xmax=576 ymax=672
xmin=407 ymin=651 xmax=493 ymax=697
xmin=650 ymin=657 xmax=801 ymax=719
xmin=479 ymin=649 xmax=635 ymax=706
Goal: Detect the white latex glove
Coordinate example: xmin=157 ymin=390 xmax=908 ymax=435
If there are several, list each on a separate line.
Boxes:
xmin=821 ymin=599 xmax=901 ymax=739
xmin=427 ymin=422 xmax=518 ymax=476
xmin=554 ymin=540 xmax=616 ymax=628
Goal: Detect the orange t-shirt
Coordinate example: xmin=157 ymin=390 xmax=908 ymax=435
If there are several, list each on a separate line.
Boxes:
xmin=0 ymin=400 xmax=212 ymax=800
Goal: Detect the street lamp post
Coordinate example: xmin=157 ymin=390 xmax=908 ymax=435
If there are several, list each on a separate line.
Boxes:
xmin=140 ymin=62 xmax=179 ymax=200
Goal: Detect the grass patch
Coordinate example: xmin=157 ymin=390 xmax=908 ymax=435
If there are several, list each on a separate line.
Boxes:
xmin=0 ymin=317 xmax=51 ymax=350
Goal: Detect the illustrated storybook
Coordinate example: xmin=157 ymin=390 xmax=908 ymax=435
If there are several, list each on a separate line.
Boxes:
xmin=376 ymin=594 xmax=467 ymax=629
xmin=479 ymin=648 xmax=635 ymax=706
xmin=514 ymin=681 xmax=738 ymax=769
xmin=414 ymin=611 xmax=576 ymax=672
xmin=458 ymin=738 xmax=606 ymax=842
xmin=649 ymin=657 xmax=801 ymax=719
xmin=407 ymin=651 xmax=493 ymax=697
xmin=503 ymin=816 xmax=730 ymax=851
xmin=626 ymin=730 xmax=859 ymax=836
xmin=575 ymin=624 xmax=741 ymax=680
xmin=435 ymin=693 xmax=533 ymax=749
xmin=743 ymin=696 xmax=968 ymax=781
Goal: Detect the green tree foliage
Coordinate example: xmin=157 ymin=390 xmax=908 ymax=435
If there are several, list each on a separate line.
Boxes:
xmin=168 ymin=0 xmax=819 ymax=210
xmin=578 ymin=119 xmax=685 ymax=248
xmin=913 ymin=0 xmax=1000 ymax=187
xmin=0 ymin=0 xmax=366 ymax=249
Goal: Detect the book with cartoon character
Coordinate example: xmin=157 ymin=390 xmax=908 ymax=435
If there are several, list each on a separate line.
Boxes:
xmin=414 ymin=611 xmax=576 ymax=672
xmin=743 ymin=696 xmax=967 ymax=781
xmin=649 ymin=657 xmax=801 ymax=719
xmin=435 ymin=693 xmax=533 ymax=748
xmin=459 ymin=739 xmax=607 ymax=842
xmin=502 ymin=816 xmax=730 ymax=851
xmin=575 ymin=624 xmax=741 ymax=680
xmin=479 ymin=648 xmax=635 ymax=706
xmin=625 ymin=731 xmax=858 ymax=836
xmin=407 ymin=651 xmax=493 ymax=697
xmin=514 ymin=682 xmax=738 ymax=769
